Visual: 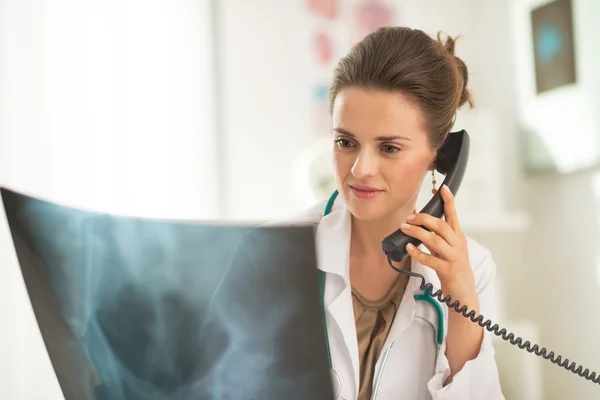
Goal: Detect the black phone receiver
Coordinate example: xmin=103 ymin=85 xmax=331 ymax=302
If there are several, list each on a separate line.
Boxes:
xmin=381 ymin=129 xmax=470 ymax=262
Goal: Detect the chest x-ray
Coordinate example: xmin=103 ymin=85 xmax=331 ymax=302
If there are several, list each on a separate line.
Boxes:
xmin=1 ymin=187 xmax=333 ymax=400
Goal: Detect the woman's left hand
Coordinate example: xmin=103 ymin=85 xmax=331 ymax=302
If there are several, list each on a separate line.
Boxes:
xmin=400 ymin=184 xmax=477 ymax=304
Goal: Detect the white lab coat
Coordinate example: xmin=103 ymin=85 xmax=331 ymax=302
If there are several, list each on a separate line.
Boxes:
xmin=287 ymin=197 xmax=505 ymax=400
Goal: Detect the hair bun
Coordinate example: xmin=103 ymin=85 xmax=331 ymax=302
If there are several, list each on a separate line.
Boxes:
xmin=436 ymin=33 xmax=474 ymax=109
xmin=438 ymin=33 xmax=457 ymax=56
xmin=453 ymin=55 xmax=473 ymax=108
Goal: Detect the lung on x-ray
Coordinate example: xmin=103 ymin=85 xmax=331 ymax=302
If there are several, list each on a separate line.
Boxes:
xmin=1 ymin=187 xmax=333 ymax=400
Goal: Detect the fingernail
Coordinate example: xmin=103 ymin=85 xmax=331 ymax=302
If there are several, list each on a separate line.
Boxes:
xmin=406 ymin=243 xmax=415 ymax=251
xmin=401 ymin=223 xmax=411 ymax=230
xmin=406 ymin=214 xmax=415 ymax=221
xmin=442 ymin=184 xmax=450 ymax=193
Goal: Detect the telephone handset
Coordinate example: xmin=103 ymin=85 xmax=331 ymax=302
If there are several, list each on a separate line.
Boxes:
xmin=381 ymin=129 xmax=600 ymax=386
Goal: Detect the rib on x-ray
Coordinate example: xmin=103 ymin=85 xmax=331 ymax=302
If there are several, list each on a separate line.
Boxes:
xmin=1 ymin=187 xmax=334 ymax=400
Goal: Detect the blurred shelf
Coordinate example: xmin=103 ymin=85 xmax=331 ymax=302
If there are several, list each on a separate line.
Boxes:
xmin=460 ymin=211 xmax=530 ymax=232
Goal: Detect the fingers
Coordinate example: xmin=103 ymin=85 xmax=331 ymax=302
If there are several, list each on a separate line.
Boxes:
xmin=405 ymin=212 xmax=459 ymax=247
xmin=440 ymin=185 xmax=462 ymax=234
xmin=401 ymin=222 xmax=454 ymax=260
xmin=406 ymin=243 xmax=446 ymax=272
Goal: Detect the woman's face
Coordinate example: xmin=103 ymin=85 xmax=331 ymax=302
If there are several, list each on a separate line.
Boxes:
xmin=331 ymin=87 xmax=437 ymax=221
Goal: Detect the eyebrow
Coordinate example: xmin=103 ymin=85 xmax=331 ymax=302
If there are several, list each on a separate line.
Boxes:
xmin=333 ymin=127 xmax=411 ymax=141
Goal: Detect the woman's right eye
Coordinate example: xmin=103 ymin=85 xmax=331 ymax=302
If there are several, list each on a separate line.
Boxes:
xmin=334 ymin=138 xmax=355 ymax=149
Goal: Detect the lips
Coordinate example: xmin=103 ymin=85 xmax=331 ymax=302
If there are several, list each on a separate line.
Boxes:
xmin=349 ymin=184 xmax=382 ymax=200
xmin=350 ymin=184 xmax=381 ymax=192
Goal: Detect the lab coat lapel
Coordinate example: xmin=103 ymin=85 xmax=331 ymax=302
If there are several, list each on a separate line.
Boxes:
xmin=315 ymin=202 xmax=360 ymax=393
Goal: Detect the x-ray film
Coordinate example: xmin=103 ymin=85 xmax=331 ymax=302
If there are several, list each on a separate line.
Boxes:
xmin=1 ymin=187 xmax=333 ymax=400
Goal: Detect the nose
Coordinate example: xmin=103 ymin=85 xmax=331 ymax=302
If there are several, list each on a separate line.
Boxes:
xmin=351 ymin=148 xmax=379 ymax=179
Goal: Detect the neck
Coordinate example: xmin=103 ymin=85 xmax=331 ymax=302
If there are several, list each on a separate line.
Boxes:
xmin=349 ymin=205 xmax=416 ymax=299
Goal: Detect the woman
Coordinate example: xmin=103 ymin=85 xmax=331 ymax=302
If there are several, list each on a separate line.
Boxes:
xmin=296 ymin=27 xmax=504 ymax=399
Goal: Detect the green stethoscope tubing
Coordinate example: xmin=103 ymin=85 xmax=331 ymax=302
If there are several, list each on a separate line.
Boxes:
xmin=318 ymin=190 xmax=444 ymax=369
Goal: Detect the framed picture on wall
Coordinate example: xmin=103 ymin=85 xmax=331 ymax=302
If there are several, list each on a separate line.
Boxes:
xmin=530 ymin=0 xmax=577 ymax=94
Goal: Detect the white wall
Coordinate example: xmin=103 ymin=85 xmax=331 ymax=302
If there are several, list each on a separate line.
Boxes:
xmin=521 ymin=172 xmax=600 ymax=400
xmin=216 ymin=0 xmax=314 ymax=220
xmin=0 ymin=1 xmax=218 ymax=398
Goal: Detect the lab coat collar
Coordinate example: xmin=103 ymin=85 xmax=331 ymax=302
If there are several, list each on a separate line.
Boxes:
xmin=315 ymin=198 xmax=351 ymax=280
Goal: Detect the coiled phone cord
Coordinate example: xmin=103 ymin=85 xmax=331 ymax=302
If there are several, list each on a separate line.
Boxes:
xmin=386 ymin=254 xmax=600 ymax=385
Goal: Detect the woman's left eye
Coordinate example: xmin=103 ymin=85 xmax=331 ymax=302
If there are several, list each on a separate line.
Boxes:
xmin=381 ymin=144 xmax=400 ymax=153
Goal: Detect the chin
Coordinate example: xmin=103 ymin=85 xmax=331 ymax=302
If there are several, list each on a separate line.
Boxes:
xmin=345 ymin=198 xmax=392 ymax=221
xmin=350 ymin=209 xmax=389 ymax=221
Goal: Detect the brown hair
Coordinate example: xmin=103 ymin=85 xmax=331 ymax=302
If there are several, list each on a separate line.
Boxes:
xmin=329 ymin=26 xmax=473 ymax=149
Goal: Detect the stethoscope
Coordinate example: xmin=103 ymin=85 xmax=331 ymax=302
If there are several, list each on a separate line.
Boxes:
xmin=319 ymin=190 xmax=445 ymax=399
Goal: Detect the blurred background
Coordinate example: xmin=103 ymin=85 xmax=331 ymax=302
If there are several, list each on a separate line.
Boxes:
xmin=1 ymin=0 xmax=599 ymax=399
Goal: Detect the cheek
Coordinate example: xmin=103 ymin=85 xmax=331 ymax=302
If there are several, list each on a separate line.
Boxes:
xmin=333 ymin=152 xmax=353 ymax=174
xmin=395 ymin=164 xmax=421 ymax=184
xmin=387 ymin=156 xmax=430 ymax=187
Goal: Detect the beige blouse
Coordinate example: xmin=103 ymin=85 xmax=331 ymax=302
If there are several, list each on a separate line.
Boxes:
xmin=351 ymin=260 xmax=411 ymax=400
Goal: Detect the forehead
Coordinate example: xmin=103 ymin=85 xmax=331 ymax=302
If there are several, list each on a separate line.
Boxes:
xmin=332 ymin=87 xmax=427 ymax=140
